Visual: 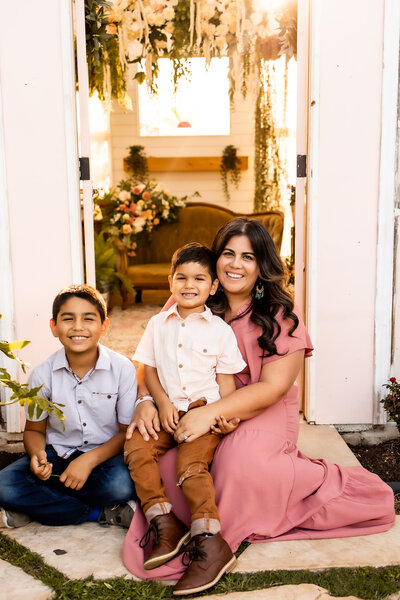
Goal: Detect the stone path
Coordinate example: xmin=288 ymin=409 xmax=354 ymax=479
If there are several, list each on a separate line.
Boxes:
xmin=1 ymin=424 xmax=400 ymax=599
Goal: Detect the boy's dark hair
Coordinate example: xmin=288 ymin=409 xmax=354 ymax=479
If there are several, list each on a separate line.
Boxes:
xmin=170 ymin=243 xmax=217 ymax=280
xmin=52 ymin=284 xmax=107 ymax=323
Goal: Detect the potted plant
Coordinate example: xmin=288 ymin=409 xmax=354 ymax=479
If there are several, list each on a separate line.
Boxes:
xmin=220 ymin=145 xmax=241 ymax=204
xmin=94 ymin=232 xmax=135 ymax=305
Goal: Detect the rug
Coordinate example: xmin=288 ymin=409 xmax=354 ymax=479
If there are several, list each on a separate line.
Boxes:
xmin=102 ymin=304 xmax=162 ymax=359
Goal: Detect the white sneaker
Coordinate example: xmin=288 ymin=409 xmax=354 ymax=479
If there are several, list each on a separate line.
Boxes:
xmin=0 ymin=508 xmax=32 ymax=528
xmin=98 ymin=500 xmax=136 ymax=528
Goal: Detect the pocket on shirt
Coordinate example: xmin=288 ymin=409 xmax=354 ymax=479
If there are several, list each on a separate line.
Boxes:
xmin=191 ymin=342 xmax=219 ymax=373
xmin=87 ymin=392 xmax=119 ymax=426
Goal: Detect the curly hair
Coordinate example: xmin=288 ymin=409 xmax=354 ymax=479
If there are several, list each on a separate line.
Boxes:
xmin=207 ymin=218 xmax=298 ymax=357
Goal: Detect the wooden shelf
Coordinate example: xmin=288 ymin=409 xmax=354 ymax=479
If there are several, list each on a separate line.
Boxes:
xmin=124 ymin=156 xmax=248 ymax=173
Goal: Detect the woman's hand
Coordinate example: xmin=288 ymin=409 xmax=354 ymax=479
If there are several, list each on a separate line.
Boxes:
xmin=211 ymin=416 xmax=240 ymax=435
xmin=174 ymin=405 xmax=216 ymax=443
xmin=125 ymin=400 xmax=160 ymax=442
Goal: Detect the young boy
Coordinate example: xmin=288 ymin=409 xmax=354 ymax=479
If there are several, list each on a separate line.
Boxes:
xmin=124 ymin=243 xmax=246 ymax=596
xmin=0 ymin=284 xmax=137 ymax=529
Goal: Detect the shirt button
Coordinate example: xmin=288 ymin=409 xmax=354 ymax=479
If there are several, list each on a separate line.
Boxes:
xmin=178 ymin=364 xmax=183 ymax=368
xmin=203 ymin=349 xmax=207 ymax=353
xmin=78 ymin=382 xmax=82 ymax=385
xmin=181 ymin=323 xmax=185 ymax=327
xmin=84 ymin=441 xmax=88 ymax=445
xmin=107 ymin=395 xmax=111 ymax=399
xmin=182 ymin=386 xmax=186 ymax=391
xmin=83 ymin=423 xmax=87 ymax=427
xmin=178 ymin=344 xmax=182 ymax=348
xmin=78 ymin=400 xmax=82 ymax=404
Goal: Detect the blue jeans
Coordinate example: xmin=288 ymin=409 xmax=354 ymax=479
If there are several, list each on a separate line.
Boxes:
xmin=0 ymin=446 xmax=136 ymax=526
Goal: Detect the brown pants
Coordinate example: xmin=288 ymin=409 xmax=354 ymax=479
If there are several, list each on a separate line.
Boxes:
xmin=124 ymin=407 xmax=221 ymax=531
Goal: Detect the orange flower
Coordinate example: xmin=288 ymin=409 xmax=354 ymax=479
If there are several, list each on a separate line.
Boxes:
xmin=142 ymin=191 xmax=151 ymax=201
xmin=106 ymin=23 xmax=117 ymax=35
xmin=121 ymin=224 xmax=132 ymax=234
xmin=153 ymin=218 xmax=160 ymax=225
xmin=151 ymin=204 xmax=156 ymax=209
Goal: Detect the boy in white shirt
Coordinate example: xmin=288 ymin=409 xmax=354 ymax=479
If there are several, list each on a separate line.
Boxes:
xmin=124 ymin=243 xmax=246 ymax=595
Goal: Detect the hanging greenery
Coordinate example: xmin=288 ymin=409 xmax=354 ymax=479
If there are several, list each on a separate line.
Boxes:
xmin=220 ymin=145 xmax=241 ymax=204
xmin=83 ymin=0 xmax=131 ymax=108
xmin=83 ymin=0 xmax=297 ymax=104
xmin=253 ymin=60 xmax=285 ymax=212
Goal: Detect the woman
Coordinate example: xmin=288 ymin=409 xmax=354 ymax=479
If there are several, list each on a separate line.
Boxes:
xmin=123 ymin=218 xmax=395 ymax=581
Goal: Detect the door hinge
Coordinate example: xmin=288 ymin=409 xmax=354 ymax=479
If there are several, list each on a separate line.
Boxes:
xmin=79 ymin=157 xmax=90 ymax=181
xmin=297 ymin=155 xmax=307 ymax=178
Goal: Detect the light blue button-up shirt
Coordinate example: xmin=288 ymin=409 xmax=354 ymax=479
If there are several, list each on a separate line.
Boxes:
xmin=27 ymin=344 xmax=137 ymax=457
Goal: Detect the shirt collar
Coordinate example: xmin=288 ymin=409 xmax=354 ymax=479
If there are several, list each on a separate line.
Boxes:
xmin=52 ymin=343 xmax=111 ymax=372
xmin=162 ymin=302 xmax=213 ymax=323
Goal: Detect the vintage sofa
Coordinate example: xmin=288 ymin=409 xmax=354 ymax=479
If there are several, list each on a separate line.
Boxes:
xmin=117 ymin=202 xmax=284 ymax=307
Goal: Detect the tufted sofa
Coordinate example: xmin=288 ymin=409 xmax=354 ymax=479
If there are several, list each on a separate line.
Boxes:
xmin=116 ymin=202 xmax=284 ymax=307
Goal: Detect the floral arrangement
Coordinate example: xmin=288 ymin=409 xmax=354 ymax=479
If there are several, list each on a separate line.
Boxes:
xmin=84 ymin=0 xmax=297 ymax=104
xmin=95 ymin=177 xmax=187 ymax=255
xmin=381 ymin=377 xmax=400 ymax=434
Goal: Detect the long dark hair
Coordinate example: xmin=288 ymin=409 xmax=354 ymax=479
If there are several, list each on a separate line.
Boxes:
xmin=207 ymin=218 xmax=298 ymax=357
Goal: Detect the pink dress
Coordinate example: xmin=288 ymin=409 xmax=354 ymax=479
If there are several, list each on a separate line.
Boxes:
xmin=123 ymin=306 xmax=395 ymax=580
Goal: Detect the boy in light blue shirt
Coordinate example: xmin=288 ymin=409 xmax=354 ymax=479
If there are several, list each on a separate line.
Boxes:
xmin=0 ymin=284 xmax=137 ymax=528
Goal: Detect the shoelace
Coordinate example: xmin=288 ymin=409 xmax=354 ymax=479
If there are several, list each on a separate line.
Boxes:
xmin=181 ymin=542 xmax=207 ymax=567
xmin=139 ymin=522 xmax=159 ymax=548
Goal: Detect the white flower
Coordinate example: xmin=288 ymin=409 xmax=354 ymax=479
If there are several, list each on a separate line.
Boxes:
xmin=215 ymin=36 xmax=226 ymax=49
xmin=112 ymin=214 xmax=121 ymax=223
xmin=122 ymin=213 xmax=131 ymax=221
xmin=162 ymin=209 xmax=169 ymax=219
xmin=163 ymin=6 xmax=175 ymax=20
xmin=216 ymin=23 xmax=228 ymax=36
xmin=133 ymin=217 xmax=146 ymax=233
xmin=203 ymin=22 xmax=216 ymax=36
xmin=164 ymin=21 xmax=174 ymax=34
xmin=118 ymin=190 xmax=131 ymax=201
xmin=200 ymin=4 xmax=215 ymax=20
xmin=128 ymin=40 xmax=143 ymax=60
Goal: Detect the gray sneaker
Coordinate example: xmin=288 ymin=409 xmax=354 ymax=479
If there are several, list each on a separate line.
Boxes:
xmin=98 ymin=500 xmax=136 ymax=529
xmin=0 ymin=508 xmax=32 ymax=529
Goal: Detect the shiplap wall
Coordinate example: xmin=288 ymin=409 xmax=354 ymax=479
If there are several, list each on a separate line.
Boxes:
xmin=109 ymin=79 xmax=255 ymax=214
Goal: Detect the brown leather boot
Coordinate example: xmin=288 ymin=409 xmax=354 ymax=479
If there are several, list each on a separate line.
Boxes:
xmin=140 ymin=512 xmax=190 ymax=570
xmin=173 ymin=533 xmax=236 ymax=595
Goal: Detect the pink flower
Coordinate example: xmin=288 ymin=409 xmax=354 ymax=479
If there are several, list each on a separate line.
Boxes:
xmin=390 ymin=377 xmax=397 ymax=383
xmin=142 ymin=191 xmax=151 ymax=201
xmin=132 ymin=183 xmax=145 ymax=195
xmin=129 ymin=203 xmax=137 ymax=213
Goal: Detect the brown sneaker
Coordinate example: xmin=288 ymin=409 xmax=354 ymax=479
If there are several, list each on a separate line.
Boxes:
xmin=140 ymin=512 xmax=190 ymax=570
xmin=173 ymin=533 xmax=236 ymax=595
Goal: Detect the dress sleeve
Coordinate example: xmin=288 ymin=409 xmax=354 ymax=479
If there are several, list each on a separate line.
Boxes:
xmin=262 ymin=306 xmax=313 ymax=366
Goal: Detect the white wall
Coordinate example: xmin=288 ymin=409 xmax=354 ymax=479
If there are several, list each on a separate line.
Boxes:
xmin=306 ymin=0 xmax=385 ymax=424
xmin=110 ymin=76 xmax=255 ymax=214
xmin=0 ymin=0 xmax=83 ymax=431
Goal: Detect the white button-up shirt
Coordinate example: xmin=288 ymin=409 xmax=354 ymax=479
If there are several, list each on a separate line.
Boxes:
xmin=27 ymin=344 xmax=137 ymax=457
xmin=133 ymin=303 xmax=246 ymax=412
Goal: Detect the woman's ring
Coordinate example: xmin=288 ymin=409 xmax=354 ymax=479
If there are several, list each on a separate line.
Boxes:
xmin=183 ymin=433 xmax=188 ymax=440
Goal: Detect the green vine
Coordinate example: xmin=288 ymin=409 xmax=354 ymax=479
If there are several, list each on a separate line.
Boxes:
xmin=254 ymin=61 xmax=284 ymax=212
xmin=220 ymin=145 xmax=241 ymax=204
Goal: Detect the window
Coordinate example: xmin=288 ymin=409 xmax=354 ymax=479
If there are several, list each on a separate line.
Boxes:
xmin=138 ymin=58 xmax=230 ymax=136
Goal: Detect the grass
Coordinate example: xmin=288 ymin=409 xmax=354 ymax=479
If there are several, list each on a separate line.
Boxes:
xmin=2 ymin=533 xmax=400 ymax=600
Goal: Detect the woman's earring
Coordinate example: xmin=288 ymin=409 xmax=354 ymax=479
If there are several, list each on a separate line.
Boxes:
xmin=217 ymin=283 xmax=224 ymax=293
xmin=254 ymin=281 xmax=264 ymax=300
